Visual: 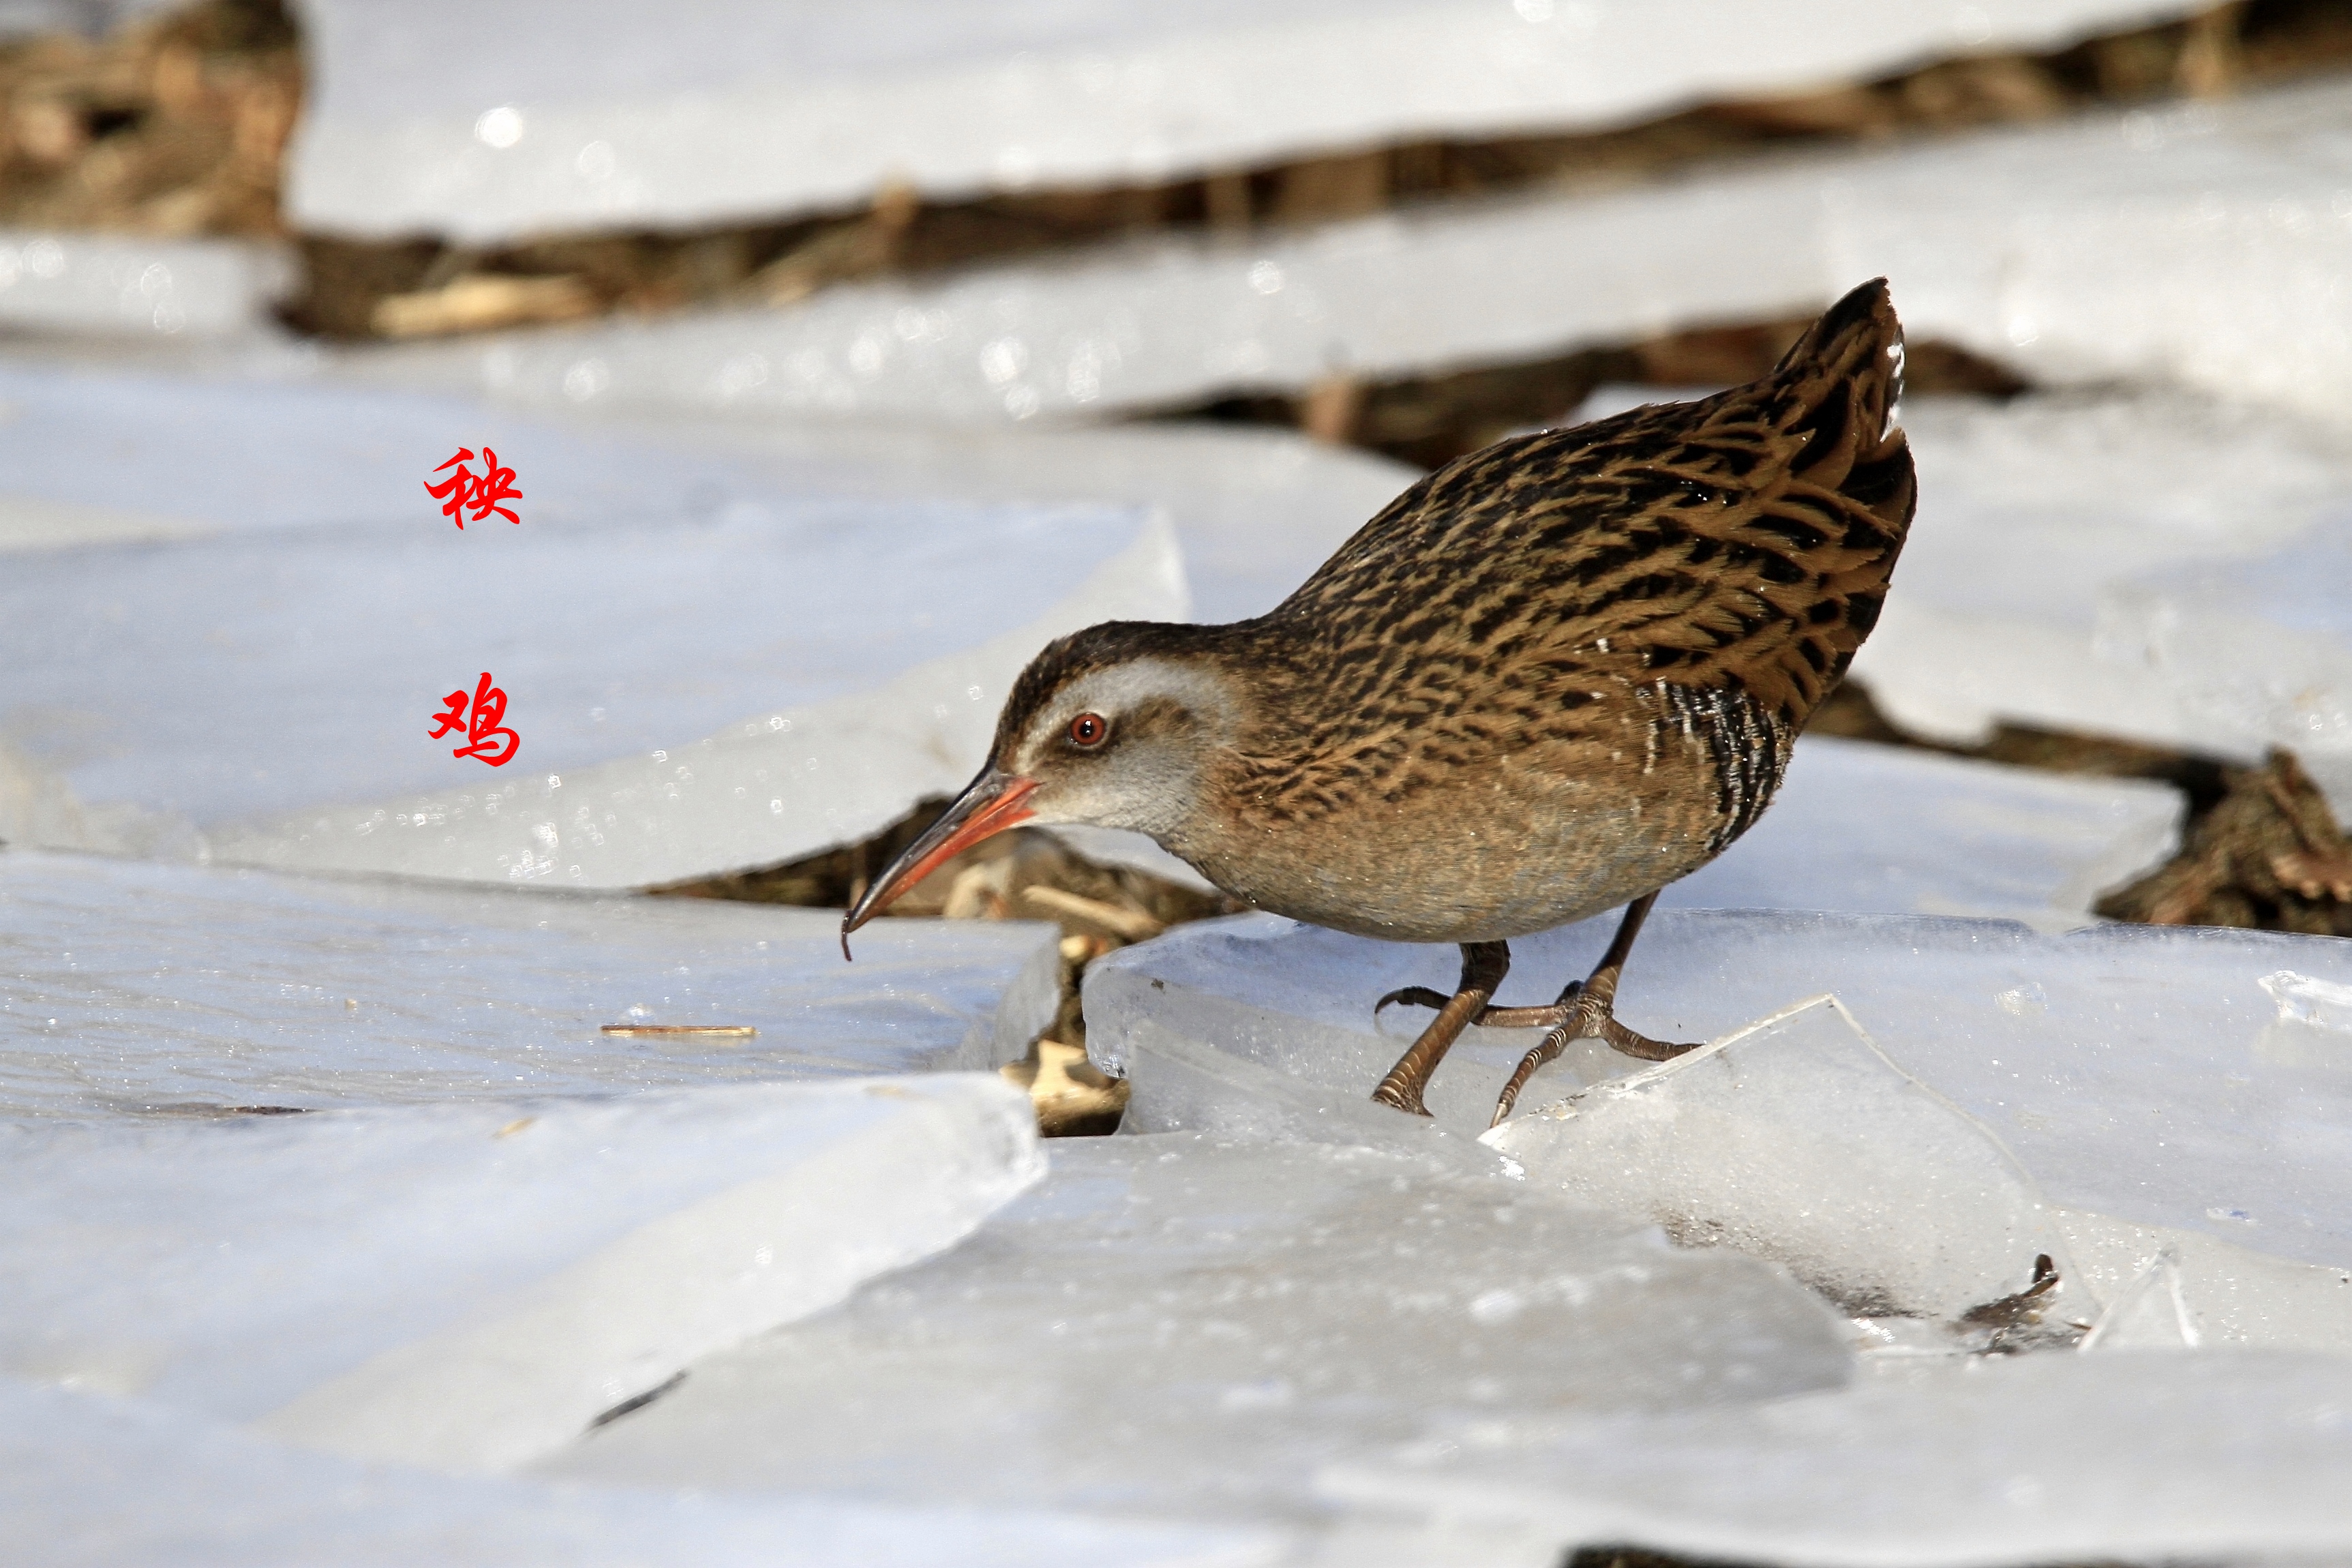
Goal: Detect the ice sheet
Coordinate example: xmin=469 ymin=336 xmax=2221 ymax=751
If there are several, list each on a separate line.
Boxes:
xmin=285 ymin=0 xmax=2200 ymax=243
xmin=0 ymin=849 xmax=1060 ymax=1121
xmin=1087 ymin=911 xmax=2352 ymax=1279
xmin=0 ymin=232 xmax=290 ymax=340
xmin=1 ymin=361 xmax=1426 ymax=881
xmin=0 ymin=1075 xmax=1042 ymax=1468
xmin=407 ymin=76 xmax=2352 ymax=434
xmin=1322 ymin=1350 xmax=2352 ymax=1567
xmin=537 ymin=1133 xmax=1852 ymax=1538
xmin=1 ymin=1378 xmax=1281 ymax=1568
xmin=0 ymin=403 xmax=1181 ymax=883
xmin=1489 ymin=997 xmax=2077 ymax=1324
xmin=1852 ymin=389 xmax=2352 ymax=769
xmin=2100 ymin=526 xmax=2352 ymax=815
xmin=1661 ymin=735 xmax=2180 ymax=929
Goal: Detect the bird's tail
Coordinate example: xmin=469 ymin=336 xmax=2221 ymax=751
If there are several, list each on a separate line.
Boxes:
xmin=1766 ymin=277 xmax=1912 ymax=525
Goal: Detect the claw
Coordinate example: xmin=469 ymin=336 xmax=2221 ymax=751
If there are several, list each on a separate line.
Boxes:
xmin=1374 ymin=985 xmax=1453 ymax=1017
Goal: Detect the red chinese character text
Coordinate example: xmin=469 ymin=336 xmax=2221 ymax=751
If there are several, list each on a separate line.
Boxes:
xmin=425 ymin=447 xmax=523 ymax=528
xmin=429 ymin=672 xmax=519 ymax=767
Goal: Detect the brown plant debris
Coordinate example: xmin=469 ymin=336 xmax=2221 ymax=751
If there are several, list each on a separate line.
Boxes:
xmin=1805 ymin=681 xmax=2229 ymax=810
xmin=656 ymin=800 xmax=1239 ymax=1135
xmin=0 ymin=0 xmax=297 ymax=238
xmin=2096 ymin=750 xmax=2352 ymax=935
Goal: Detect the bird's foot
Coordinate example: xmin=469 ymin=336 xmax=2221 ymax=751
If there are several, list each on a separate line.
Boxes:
xmin=1374 ymin=984 xmax=1585 ymax=1031
xmin=1489 ymin=993 xmax=1700 ymax=1128
xmin=1370 ymin=941 xmax=1510 ymax=1117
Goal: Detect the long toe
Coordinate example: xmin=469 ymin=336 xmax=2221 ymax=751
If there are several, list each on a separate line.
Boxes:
xmin=1373 ymin=986 xmax=1455 ymax=1017
xmin=1597 ymin=1014 xmax=1703 ymax=1062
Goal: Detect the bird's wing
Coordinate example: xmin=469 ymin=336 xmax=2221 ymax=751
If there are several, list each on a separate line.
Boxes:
xmin=1277 ymin=279 xmax=1916 ymax=734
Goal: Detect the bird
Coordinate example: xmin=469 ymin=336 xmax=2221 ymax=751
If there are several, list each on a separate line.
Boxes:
xmin=843 ymin=278 xmax=1916 ymax=1126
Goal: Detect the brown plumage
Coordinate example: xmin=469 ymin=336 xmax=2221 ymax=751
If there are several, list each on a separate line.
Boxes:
xmin=846 ymin=279 xmax=1916 ymax=1121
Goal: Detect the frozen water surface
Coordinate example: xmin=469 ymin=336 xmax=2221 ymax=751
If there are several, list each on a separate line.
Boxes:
xmin=0 ymin=232 xmax=289 ymax=340
xmin=0 ymin=1076 xmax=1042 ymax=1470
xmin=0 ymin=385 xmax=1181 ymax=881
xmin=1089 ymin=911 xmax=2352 ymax=1286
xmin=2101 ymin=527 xmax=2352 ymax=815
xmin=406 ymin=76 xmax=2352 ymax=429
xmin=286 ymin=0 xmax=2198 ymax=243
xmin=1323 ymin=1350 xmax=2352 ymax=1566
xmin=0 ymin=849 xmax=1059 ymax=1121
xmin=1852 ymin=391 xmax=2352 ymax=786
xmin=537 ymin=1133 xmax=1852 ymax=1542
xmin=1490 ymin=997 xmax=2077 ymax=1323
xmin=1 ymin=1377 xmax=1280 ymax=1568
xmin=1661 ymin=736 xmax=2180 ymax=929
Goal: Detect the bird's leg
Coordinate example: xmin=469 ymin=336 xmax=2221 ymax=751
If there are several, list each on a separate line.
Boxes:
xmin=1489 ymin=893 xmax=1700 ymax=1127
xmin=1370 ymin=941 xmax=1509 ymax=1117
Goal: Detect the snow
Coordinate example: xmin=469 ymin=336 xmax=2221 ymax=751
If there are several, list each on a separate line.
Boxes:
xmin=404 ymin=76 xmax=2352 ymax=436
xmin=0 ymin=1075 xmax=1042 ymax=1470
xmin=284 ymin=0 xmax=2203 ymax=243
xmin=0 ymin=849 xmax=1061 ymax=1120
xmin=537 ymin=1132 xmax=1852 ymax=1543
xmin=0 ymin=231 xmax=290 ymax=339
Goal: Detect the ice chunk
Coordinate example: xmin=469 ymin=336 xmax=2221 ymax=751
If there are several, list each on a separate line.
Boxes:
xmin=2055 ymin=1211 xmax=2352 ymax=1354
xmin=1850 ymin=389 xmax=2352 ymax=762
xmin=402 ymin=76 xmax=2352 ymax=429
xmin=0 ymin=232 xmax=290 ymax=340
xmin=1486 ymin=997 xmax=2077 ymax=1324
xmin=0 ymin=1380 xmax=1280 ymax=1568
xmin=286 ymin=0 xmax=2203 ymax=243
xmin=1325 ymin=1350 xmax=2352 ymax=1565
xmin=2077 ymin=1248 xmax=2198 ymax=1350
xmin=2100 ymin=528 xmax=2352 ymax=817
xmin=1089 ymin=911 xmax=2352 ymax=1284
xmin=537 ymin=1134 xmax=1852 ymax=1533
xmin=0 ymin=474 xmax=1179 ymax=885
xmin=0 ymin=1074 xmax=1041 ymax=1471
xmin=0 ymin=849 xmax=1059 ymax=1120
xmin=1661 ymin=736 xmax=2180 ymax=929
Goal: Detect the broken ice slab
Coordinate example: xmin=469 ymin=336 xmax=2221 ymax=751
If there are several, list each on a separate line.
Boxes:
xmin=0 ymin=1074 xmax=1041 ymax=1471
xmin=0 ymin=462 xmax=1179 ymax=885
xmin=1325 ymin=1349 xmax=2352 ymax=1567
xmin=0 ymin=231 xmax=290 ymax=340
xmin=285 ymin=0 xmax=2199 ymax=245
xmin=1850 ymin=388 xmax=2352 ymax=763
xmin=1088 ymin=911 xmax=2352 ymax=1296
xmin=0 ymin=849 xmax=1059 ymax=1121
xmin=1660 ymin=736 xmax=2180 ymax=930
xmin=2098 ymin=525 xmax=2352 ymax=818
xmin=1486 ymin=997 xmax=2075 ymax=1325
xmin=537 ymin=1133 xmax=1851 ymax=1538
xmin=569 ymin=402 xmax=1421 ymax=624
xmin=404 ymin=74 xmax=2352 ymax=429
xmin=0 ymin=360 xmax=861 ymax=551
xmin=0 ymin=1383 xmax=1283 ymax=1568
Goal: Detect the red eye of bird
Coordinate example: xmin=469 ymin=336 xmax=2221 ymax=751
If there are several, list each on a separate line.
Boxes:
xmin=1068 ymin=712 xmax=1109 ymax=748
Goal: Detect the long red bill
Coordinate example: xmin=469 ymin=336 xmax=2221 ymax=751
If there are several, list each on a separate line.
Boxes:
xmin=839 ymin=768 xmax=1038 ymax=959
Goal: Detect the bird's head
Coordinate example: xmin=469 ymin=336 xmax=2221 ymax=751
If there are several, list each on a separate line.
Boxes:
xmin=839 ymin=621 xmax=1239 ymax=952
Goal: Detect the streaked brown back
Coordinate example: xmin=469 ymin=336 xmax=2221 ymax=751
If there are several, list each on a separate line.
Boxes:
xmin=1268 ymin=277 xmax=1915 ymax=734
